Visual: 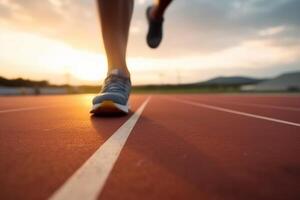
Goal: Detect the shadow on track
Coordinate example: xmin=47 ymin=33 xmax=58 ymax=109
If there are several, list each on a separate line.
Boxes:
xmin=90 ymin=111 xmax=129 ymax=118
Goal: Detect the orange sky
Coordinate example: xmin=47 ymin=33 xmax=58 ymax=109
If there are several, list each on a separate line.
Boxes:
xmin=0 ymin=0 xmax=299 ymax=85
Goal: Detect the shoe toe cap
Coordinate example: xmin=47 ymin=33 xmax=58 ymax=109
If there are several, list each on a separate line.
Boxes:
xmin=92 ymin=92 xmax=127 ymax=105
xmin=147 ymin=37 xmax=161 ymax=48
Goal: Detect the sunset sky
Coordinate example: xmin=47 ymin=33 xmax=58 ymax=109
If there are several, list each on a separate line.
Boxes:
xmin=0 ymin=0 xmax=300 ymax=85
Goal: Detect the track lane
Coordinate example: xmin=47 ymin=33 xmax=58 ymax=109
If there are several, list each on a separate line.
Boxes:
xmin=0 ymin=95 xmax=148 ymax=200
xmin=50 ymin=97 xmax=150 ymax=200
xmin=0 ymin=95 xmax=80 ymax=110
xmin=180 ymin=95 xmax=300 ymax=123
xmin=99 ymin=95 xmax=300 ymax=200
xmin=1 ymin=94 xmax=299 ymax=200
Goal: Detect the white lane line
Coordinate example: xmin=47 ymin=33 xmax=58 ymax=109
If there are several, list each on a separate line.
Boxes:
xmin=171 ymin=98 xmax=300 ymax=127
xmin=49 ymin=97 xmax=151 ymax=200
xmin=225 ymin=102 xmax=300 ymax=111
xmin=191 ymin=99 xmax=300 ymax=112
xmin=0 ymin=106 xmax=57 ymax=114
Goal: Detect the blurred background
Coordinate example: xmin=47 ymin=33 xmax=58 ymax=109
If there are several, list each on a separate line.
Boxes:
xmin=0 ymin=0 xmax=299 ymax=94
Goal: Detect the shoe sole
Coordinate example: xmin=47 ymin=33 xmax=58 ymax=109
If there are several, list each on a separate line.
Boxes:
xmin=90 ymin=100 xmax=129 ymax=114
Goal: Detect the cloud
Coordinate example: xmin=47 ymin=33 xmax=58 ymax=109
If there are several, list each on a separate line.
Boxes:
xmin=258 ymin=26 xmax=286 ymax=36
xmin=0 ymin=0 xmax=300 ymax=84
xmin=1 ymin=0 xmax=300 ymax=56
xmin=0 ymin=0 xmax=100 ymax=51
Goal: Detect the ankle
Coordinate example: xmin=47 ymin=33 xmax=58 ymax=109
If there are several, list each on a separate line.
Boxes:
xmin=150 ymin=6 xmax=163 ymax=21
xmin=108 ymin=68 xmax=130 ymax=78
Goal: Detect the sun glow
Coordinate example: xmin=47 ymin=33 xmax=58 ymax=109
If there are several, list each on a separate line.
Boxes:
xmin=30 ymin=34 xmax=108 ymax=83
xmin=0 ymin=27 xmax=107 ymax=84
xmin=1 ymin=26 xmax=300 ymax=85
xmin=71 ymin=53 xmax=107 ymax=82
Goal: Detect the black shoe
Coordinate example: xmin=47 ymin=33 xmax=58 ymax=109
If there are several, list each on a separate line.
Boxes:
xmin=146 ymin=6 xmax=164 ymax=49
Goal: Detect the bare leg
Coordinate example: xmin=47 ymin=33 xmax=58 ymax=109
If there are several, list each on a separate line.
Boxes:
xmin=97 ymin=0 xmax=134 ymax=77
xmin=150 ymin=0 xmax=172 ymax=20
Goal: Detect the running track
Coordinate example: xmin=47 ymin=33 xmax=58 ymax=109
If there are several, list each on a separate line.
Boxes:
xmin=0 ymin=94 xmax=299 ymax=200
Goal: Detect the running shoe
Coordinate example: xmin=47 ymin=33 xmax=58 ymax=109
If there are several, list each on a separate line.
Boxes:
xmin=146 ymin=6 xmax=164 ymax=48
xmin=90 ymin=69 xmax=131 ymax=114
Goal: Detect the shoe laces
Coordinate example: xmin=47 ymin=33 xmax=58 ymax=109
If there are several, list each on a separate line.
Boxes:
xmin=102 ymin=74 xmax=130 ymax=93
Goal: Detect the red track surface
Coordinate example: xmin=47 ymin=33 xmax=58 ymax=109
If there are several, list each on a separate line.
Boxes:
xmin=0 ymin=94 xmax=299 ymax=200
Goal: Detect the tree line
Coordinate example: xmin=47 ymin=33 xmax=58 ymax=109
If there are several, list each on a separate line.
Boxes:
xmin=0 ymin=76 xmax=49 ymax=87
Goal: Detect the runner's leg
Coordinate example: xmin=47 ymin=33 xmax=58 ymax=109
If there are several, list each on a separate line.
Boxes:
xmin=97 ymin=0 xmax=134 ymax=77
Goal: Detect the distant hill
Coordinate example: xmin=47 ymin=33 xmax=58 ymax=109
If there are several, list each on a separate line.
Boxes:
xmin=242 ymin=71 xmax=300 ymax=91
xmin=197 ymin=76 xmax=265 ymax=86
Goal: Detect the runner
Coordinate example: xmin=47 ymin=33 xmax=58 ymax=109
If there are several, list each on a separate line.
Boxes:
xmin=91 ymin=0 xmax=173 ymax=114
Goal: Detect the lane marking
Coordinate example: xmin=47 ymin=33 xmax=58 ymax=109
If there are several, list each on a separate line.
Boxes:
xmin=188 ymin=99 xmax=300 ymax=112
xmin=49 ymin=97 xmax=151 ymax=200
xmin=171 ymin=98 xmax=300 ymax=127
xmin=0 ymin=106 xmax=57 ymax=114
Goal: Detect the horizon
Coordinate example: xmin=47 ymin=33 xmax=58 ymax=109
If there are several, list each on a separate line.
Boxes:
xmin=1 ymin=0 xmax=300 ymax=85
xmin=1 ymin=69 xmax=299 ymax=87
